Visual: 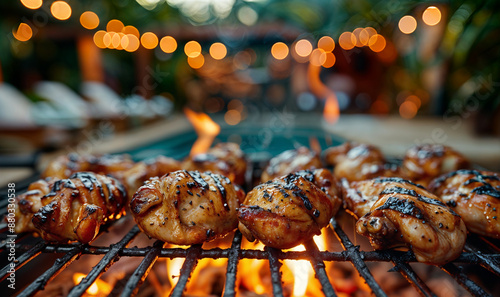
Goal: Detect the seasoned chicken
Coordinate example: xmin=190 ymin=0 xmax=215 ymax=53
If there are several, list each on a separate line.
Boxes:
xmin=342 ymin=177 xmax=425 ymax=219
xmin=238 ymin=170 xmax=338 ymax=249
xmin=183 ymin=143 xmax=247 ymax=186
xmin=428 ymin=170 xmax=500 ymax=238
xmin=261 ymin=147 xmax=322 ymax=183
xmin=401 ymin=144 xmax=470 ymax=187
xmin=122 ymin=156 xmax=181 ymax=195
xmin=26 ymin=172 xmax=127 ymax=243
xmin=323 ymin=142 xmax=398 ymax=182
xmin=13 ymin=178 xmax=54 ymax=234
xmin=355 ymin=178 xmax=467 ymax=264
xmin=130 ymin=170 xmax=245 ymax=245
xmin=295 ymin=169 xmax=343 ymax=215
xmin=41 ymin=153 xmax=135 ymax=181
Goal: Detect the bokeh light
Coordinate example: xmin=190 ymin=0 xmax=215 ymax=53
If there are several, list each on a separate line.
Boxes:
xmin=399 ymin=15 xmax=417 ymax=34
xmin=122 ymin=26 xmax=140 ymax=38
xmin=352 ymin=28 xmax=367 ymax=47
xmin=160 ymin=36 xmax=177 ymax=54
xmin=339 ymin=32 xmax=356 ymax=50
xmin=107 ymin=19 xmax=124 ymax=32
xmin=13 ymin=23 xmax=33 ymax=42
xmin=141 ymin=32 xmax=158 ymax=49
xmin=405 ymin=95 xmax=421 ymax=108
xmin=51 ymin=1 xmax=72 ymax=21
xmin=399 ymin=101 xmax=418 ymax=119
xmin=124 ymin=34 xmax=140 ymax=52
xmin=228 ymin=99 xmax=244 ymax=112
xmin=318 ymin=36 xmax=335 ymax=52
xmin=93 ymin=30 xmax=106 ymax=49
xmin=103 ymin=32 xmax=112 ymax=48
xmin=184 ymin=41 xmax=202 ymax=57
xmin=310 ymin=49 xmax=326 ymax=66
xmin=21 ymin=0 xmax=42 ymax=10
xmin=224 ymin=110 xmax=241 ymax=125
xmin=423 ymin=6 xmax=442 ymax=26
xmin=322 ymin=52 xmax=336 ymax=68
xmin=271 ymin=42 xmax=289 ymax=60
xmin=209 ymin=42 xmax=227 ymax=60
xmin=368 ymin=34 xmax=386 ymax=52
xmin=188 ymin=54 xmax=205 ymax=69
xmin=295 ymin=39 xmax=313 ymax=57
xmin=80 ymin=11 xmax=99 ymax=30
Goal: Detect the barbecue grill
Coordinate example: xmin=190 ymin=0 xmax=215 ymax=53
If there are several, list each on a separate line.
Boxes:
xmin=1 ymin=127 xmax=499 ymax=297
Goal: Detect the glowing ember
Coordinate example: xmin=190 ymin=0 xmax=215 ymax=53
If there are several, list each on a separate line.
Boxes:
xmin=184 ymin=108 xmax=221 ymax=156
xmin=73 ymin=273 xmax=112 ymax=296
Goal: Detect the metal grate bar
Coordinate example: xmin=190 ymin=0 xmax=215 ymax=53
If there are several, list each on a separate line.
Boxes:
xmin=303 ymin=239 xmax=337 ymax=297
xmin=22 ymin=242 xmax=496 ymax=264
xmin=0 ymin=240 xmax=46 ymax=282
xmin=441 ymin=263 xmax=491 ymax=297
xmin=17 ymin=244 xmax=84 ymax=297
xmin=222 ymin=231 xmax=242 ymax=297
xmin=330 ymin=217 xmax=388 ymax=297
xmin=120 ymin=240 xmax=165 ymax=297
xmin=464 ymin=243 xmax=500 ymax=277
xmin=67 ymin=226 xmax=141 ymax=297
xmin=169 ymin=244 xmax=202 ymax=297
xmin=266 ymin=247 xmax=284 ymax=297
xmin=390 ymin=259 xmax=437 ymax=297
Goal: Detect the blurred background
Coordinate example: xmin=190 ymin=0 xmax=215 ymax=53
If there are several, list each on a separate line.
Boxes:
xmin=0 ymin=0 xmax=499 ymax=169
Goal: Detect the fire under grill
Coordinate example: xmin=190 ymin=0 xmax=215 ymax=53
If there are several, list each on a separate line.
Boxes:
xmin=1 ymin=212 xmax=500 ymax=297
xmin=1 ymin=128 xmax=500 ymax=297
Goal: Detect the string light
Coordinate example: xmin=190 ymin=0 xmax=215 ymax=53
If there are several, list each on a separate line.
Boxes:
xmin=317 ymin=36 xmax=335 ymax=52
xmin=141 ymin=32 xmax=158 ymax=49
xmin=399 ymin=15 xmax=417 ymax=34
xmin=188 ymin=54 xmax=205 ymax=69
xmin=93 ymin=30 xmax=106 ymax=49
xmin=338 ymin=32 xmax=356 ymax=50
xmin=295 ymin=39 xmax=313 ymax=57
xmin=107 ymin=19 xmax=124 ymax=32
xmin=184 ymin=41 xmax=202 ymax=57
xmin=80 ymin=11 xmax=99 ymax=30
xmin=50 ymin=1 xmax=72 ymax=21
xmin=209 ymin=42 xmax=227 ymax=60
xmin=423 ymin=6 xmax=441 ymax=26
xmin=368 ymin=34 xmax=386 ymax=52
xmin=271 ymin=42 xmax=289 ymax=60
xmin=160 ymin=36 xmax=177 ymax=53
xmin=20 ymin=0 xmax=42 ymax=10
xmin=13 ymin=23 xmax=33 ymax=42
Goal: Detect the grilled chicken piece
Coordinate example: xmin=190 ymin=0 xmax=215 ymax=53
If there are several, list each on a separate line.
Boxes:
xmin=41 ymin=153 xmax=135 ymax=181
xmin=25 ymin=172 xmax=127 ymax=243
xmin=130 ymin=170 xmax=245 ymax=245
xmin=323 ymin=142 xmax=398 ymax=182
xmin=401 ymin=144 xmax=470 ymax=187
xmin=342 ymin=177 xmax=425 ymax=219
xmin=183 ymin=143 xmax=247 ymax=186
xmin=261 ymin=147 xmax=322 ymax=183
xmin=13 ymin=178 xmax=54 ymax=234
xmin=122 ymin=156 xmax=181 ymax=195
xmin=429 ymin=170 xmax=500 ymax=238
xmin=238 ymin=170 xmax=339 ymax=249
xmin=355 ymin=178 xmax=467 ymax=264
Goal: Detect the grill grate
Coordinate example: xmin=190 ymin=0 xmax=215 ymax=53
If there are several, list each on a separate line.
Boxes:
xmin=2 ymin=216 xmax=499 ymax=297
xmin=1 ymin=144 xmax=500 ymax=296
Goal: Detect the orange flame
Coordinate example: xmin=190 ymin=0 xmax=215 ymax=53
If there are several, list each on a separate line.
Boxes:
xmin=73 ymin=273 xmax=112 ymax=296
xmin=307 ymin=62 xmax=340 ymax=124
xmin=324 ymin=95 xmax=340 ymax=124
xmin=184 ymin=108 xmax=221 ymax=156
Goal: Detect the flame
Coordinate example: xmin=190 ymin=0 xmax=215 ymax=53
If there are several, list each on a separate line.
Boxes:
xmin=184 ymin=108 xmax=221 ymax=156
xmin=287 ymin=245 xmax=311 ymax=297
xmin=307 ymin=63 xmax=340 ymax=124
xmin=73 ymin=273 xmax=112 ymax=296
xmin=323 ymin=95 xmax=340 ymax=124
